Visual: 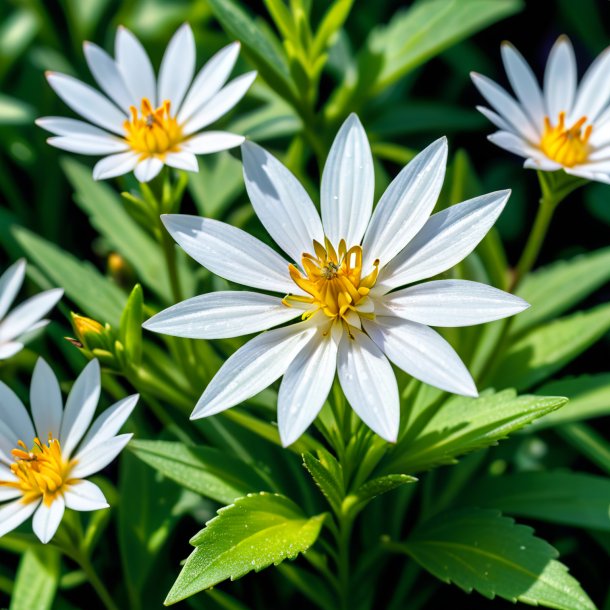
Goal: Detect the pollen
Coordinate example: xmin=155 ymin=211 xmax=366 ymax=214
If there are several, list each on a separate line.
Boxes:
xmin=540 ymin=111 xmax=592 ymax=167
xmin=124 ymin=98 xmax=183 ymax=159
xmin=284 ymin=238 xmax=379 ymax=325
xmin=0 ymin=437 xmax=73 ymax=506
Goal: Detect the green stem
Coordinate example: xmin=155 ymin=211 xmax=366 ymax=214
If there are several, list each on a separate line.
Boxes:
xmin=77 ymin=554 xmax=120 ymax=610
xmin=159 ymin=217 xmax=183 ymax=303
xmin=337 ymin=515 xmax=354 ymax=610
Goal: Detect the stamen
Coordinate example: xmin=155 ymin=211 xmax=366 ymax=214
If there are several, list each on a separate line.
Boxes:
xmin=540 ymin=112 xmax=592 ymax=167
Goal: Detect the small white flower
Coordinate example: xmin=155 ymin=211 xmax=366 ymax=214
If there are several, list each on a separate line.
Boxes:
xmin=144 ymin=114 xmax=528 ymax=446
xmin=0 ymin=259 xmax=63 ymax=360
xmin=472 ymin=36 xmax=610 ymax=183
xmin=37 ymin=24 xmax=256 ymax=183
xmin=0 ymin=359 xmax=138 ymax=543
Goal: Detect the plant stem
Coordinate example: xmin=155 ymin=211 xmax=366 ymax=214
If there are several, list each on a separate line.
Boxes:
xmin=337 ymin=515 xmax=354 ymax=610
xmin=77 ymin=554 xmax=120 ymax=610
xmin=159 ymin=217 xmax=183 ymax=303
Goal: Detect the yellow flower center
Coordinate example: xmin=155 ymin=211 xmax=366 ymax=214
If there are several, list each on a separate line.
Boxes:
xmin=124 ymin=98 xmax=183 ymax=159
xmin=0 ymin=438 xmax=73 ymax=506
xmin=284 ymin=238 xmax=379 ymax=324
xmin=540 ymin=111 xmax=592 ymax=167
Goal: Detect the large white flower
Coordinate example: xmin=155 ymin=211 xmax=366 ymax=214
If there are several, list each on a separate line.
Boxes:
xmin=0 ymin=359 xmax=138 ymax=543
xmin=0 ymin=259 xmax=63 ymax=360
xmin=37 ymin=24 xmax=256 ymax=183
xmin=143 ymin=115 xmax=528 ymax=446
xmin=472 ymin=36 xmax=610 ymax=183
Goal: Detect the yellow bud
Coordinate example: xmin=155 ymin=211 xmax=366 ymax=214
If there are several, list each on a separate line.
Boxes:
xmin=70 ymin=313 xmax=106 ymax=351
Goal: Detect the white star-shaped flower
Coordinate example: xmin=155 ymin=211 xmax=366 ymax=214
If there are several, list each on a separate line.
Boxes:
xmin=0 ymin=359 xmax=138 ymax=543
xmin=143 ymin=114 xmax=528 ymax=446
xmin=37 ymin=24 xmax=256 ymax=182
xmin=472 ymin=36 xmax=610 ymax=183
xmin=0 ymin=259 xmax=63 ymax=360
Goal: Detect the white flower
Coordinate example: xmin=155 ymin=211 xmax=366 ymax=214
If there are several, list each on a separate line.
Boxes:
xmin=0 ymin=259 xmax=63 ymax=360
xmin=0 ymin=359 xmax=138 ymax=543
xmin=143 ymin=114 xmax=528 ymax=446
xmin=37 ymin=24 xmax=256 ymax=183
xmin=472 ymin=36 xmax=610 ymax=183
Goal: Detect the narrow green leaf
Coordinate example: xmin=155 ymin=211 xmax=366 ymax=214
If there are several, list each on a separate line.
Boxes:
xmin=165 ymin=493 xmax=325 ymax=605
xmin=302 ymin=451 xmax=343 ymax=514
xmin=400 ymin=508 xmax=595 ymax=610
xmin=0 ymin=94 xmax=34 ymax=125
xmin=344 ymin=474 xmax=416 ymax=517
xmin=129 ymin=439 xmax=269 ymax=504
xmin=13 ymin=226 xmax=125 ymax=326
xmin=557 ymin=423 xmax=610 ymax=475
xmin=459 ymin=471 xmax=610 ymax=531
xmin=119 ymin=284 xmax=143 ymax=366
xmin=311 ymin=0 xmax=354 ymax=59
xmin=9 ymin=547 xmax=59 ymax=610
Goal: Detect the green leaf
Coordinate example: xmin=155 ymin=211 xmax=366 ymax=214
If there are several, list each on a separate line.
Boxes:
xmin=556 ymin=423 xmax=610 ymax=475
xmin=302 ymin=450 xmax=344 ymax=515
xmin=344 ymin=474 xmax=416 ymax=517
xmin=310 ymin=0 xmax=354 ymax=60
xmin=459 ymin=471 xmax=610 ymax=532
xmin=62 ymin=158 xmax=194 ymax=302
xmin=9 ymin=547 xmax=59 ymax=610
xmin=0 ymin=94 xmax=34 ymax=125
xmin=400 ymin=508 xmax=595 ymax=610
xmin=119 ymin=284 xmax=143 ymax=366
xmin=383 ymin=390 xmax=566 ymax=474
xmin=513 ymin=247 xmax=610 ymax=335
xmin=13 ymin=226 xmax=126 ymax=326
xmin=129 ymin=439 xmax=269 ymax=504
xmin=165 ymin=493 xmax=326 ymax=605
xmin=488 ymin=303 xmax=610 ymax=391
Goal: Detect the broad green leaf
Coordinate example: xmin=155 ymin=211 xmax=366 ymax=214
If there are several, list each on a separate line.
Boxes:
xmin=9 ymin=547 xmax=59 ymax=610
xmin=401 ymin=508 xmax=595 ymax=610
xmin=488 ymin=303 xmax=610 ymax=391
xmin=165 ymin=493 xmax=325 ymax=604
xmin=303 ymin=451 xmax=344 ymax=515
xmin=383 ymin=390 xmax=566 ymax=474
xmin=62 ymin=158 xmax=194 ymax=302
xmin=460 ymin=472 xmax=610 ymax=531
xmin=530 ymin=374 xmax=610 ymax=429
xmin=13 ymin=226 xmax=126 ymax=326
xmin=513 ymin=247 xmax=610 ymax=334
xmin=129 ymin=440 xmax=269 ymax=503
xmin=344 ymin=474 xmax=416 ymax=517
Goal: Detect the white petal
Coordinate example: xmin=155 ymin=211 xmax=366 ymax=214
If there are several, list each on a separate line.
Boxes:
xmin=192 ymin=322 xmax=317 ymax=418
xmin=0 ymin=342 xmax=23 ymax=360
xmin=242 ymin=141 xmax=323 ymax=263
xmin=380 ymin=279 xmax=529 ymax=326
xmin=59 ymin=359 xmax=101 ymax=459
xmin=165 ymin=151 xmax=198 ymax=172
xmin=31 ymin=358 xmax=63 ymax=441
xmin=74 ymin=394 xmax=138 ymax=457
xmin=363 ymin=317 xmax=477 ymax=397
xmin=476 ymin=105 xmax=513 ymax=132
xmin=0 ymin=500 xmax=38 ymax=539
xmin=92 ymin=152 xmax=139 ymax=181
xmin=321 ymin=114 xmax=374 ymax=246
xmin=162 ymin=214 xmax=295 ymax=293
xmin=0 ymin=288 xmax=62 ymax=343
xmin=32 ymin=496 xmax=65 ymax=544
xmin=544 ymin=36 xmax=577 ymax=120
xmin=0 ymin=487 xmax=22 ymax=502
xmin=64 ymin=480 xmax=109 ymax=511
xmin=523 ymin=156 xmax=563 ymax=171
xmin=134 ymin=157 xmax=164 ymax=183
xmin=46 ymin=135 xmax=128 ymax=155
xmin=487 ymin=130 xmax=540 ymax=158
xmin=0 ymin=382 xmax=35 ymax=442
xmin=337 ymin=328 xmax=399 ymax=442
xmin=501 ymin=42 xmax=545 ymax=130
xmin=0 ymin=420 xmax=17 ymax=462
xmin=158 ymin=23 xmax=196 ymax=112
xmin=83 ymin=42 xmax=133 ymax=112
xmin=143 ymin=291 xmax=302 ymax=339
xmin=471 ymin=72 xmax=538 ymax=142
xmin=115 ymin=26 xmax=156 ymax=106
xmin=178 ymin=42 xmax=241 ymax=123
xmin=278 ymin=332 xmax=338 ymax=447
xmin=70 ymin=434 xmax=132 ymax=479
xmin=46 ymin=72 xmax=126 ymax=135
xmin=362 ymin=137 xmax=447 ymax=270
xmin=376 ymin=190 xmax=510 ymax=292
xmin=571 ymin=45 xmax=610 ymax=123
xmin=183 ymin=71 xmax=256 ymax=136
xmin=0 ymin=260 xmax=25 ymax=320
xmin=181 ymin=131 xmax=244 ymax=154
xmin=36 ymin=117 xmax=116 ymax=138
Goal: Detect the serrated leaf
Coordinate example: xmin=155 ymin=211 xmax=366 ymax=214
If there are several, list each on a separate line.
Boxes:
xmin=9 ymin=547 xmax=59 ymax=610
xmin=13 ymin=226 xmax=126 ymax=326
xmin=459 ymin=471 xmax=610 ymax=531
xmin=383 ymin=390 xmax=566 ymax=474
xmin=400 ymin=508 xmax=595 ymax=610
xmin=513 ymin=247 xmax=610 ymax=334
xmin=129 ymin=440 xmax=269 ymax=504
xmin=303 ymin=451 xmax=343 ymax=514
xmin=165 ymin=493 xmax=325 ymax=605
xmin=488 ymin=303 xmax=610 ymax=391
